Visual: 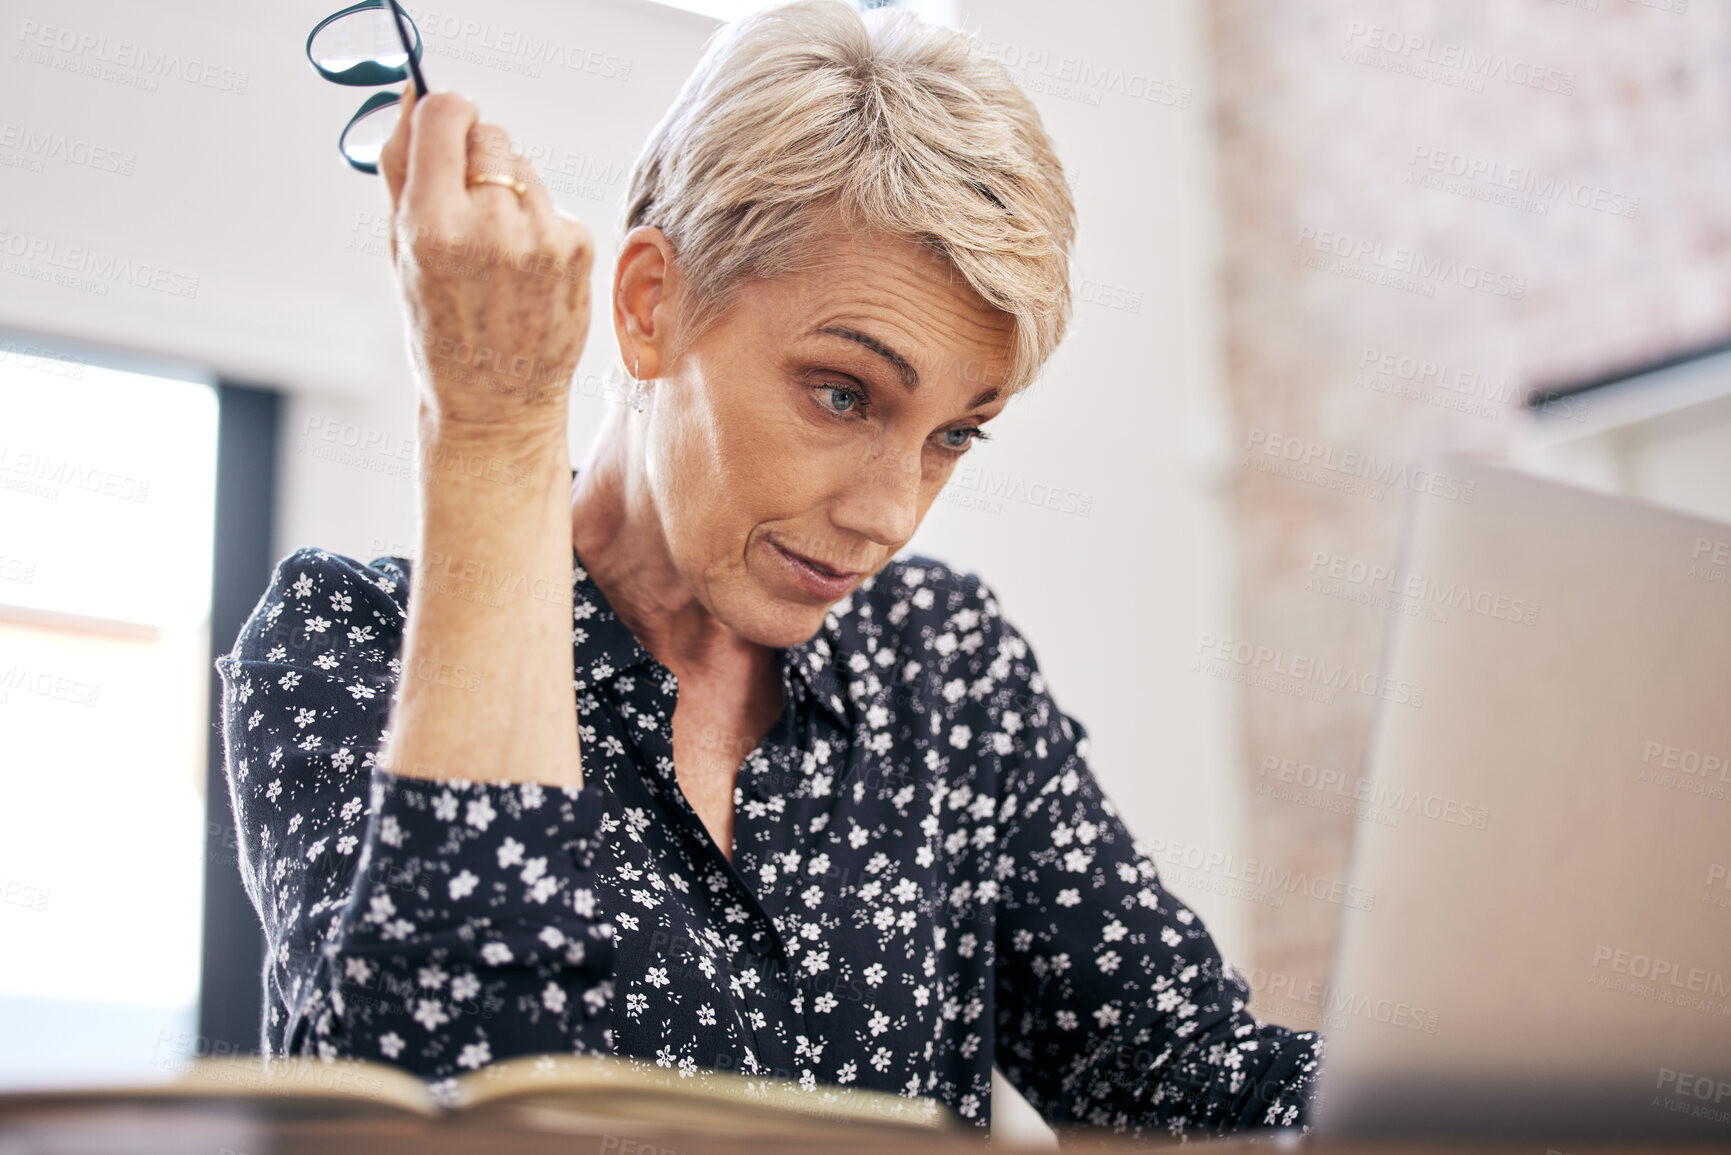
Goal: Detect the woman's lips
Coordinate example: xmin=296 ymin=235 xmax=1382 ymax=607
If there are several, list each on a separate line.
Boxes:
xmin=770 ymin=540 xmax=861 ymax=601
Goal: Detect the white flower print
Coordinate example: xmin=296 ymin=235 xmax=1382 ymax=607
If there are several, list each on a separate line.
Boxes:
xmin=465 ymin=797 xmax=496 ymax=830
xmin=412 ymin=1000 xmax=449 ymax=1031
xmin=215 ymin=547 xmax=1324 ymax=1141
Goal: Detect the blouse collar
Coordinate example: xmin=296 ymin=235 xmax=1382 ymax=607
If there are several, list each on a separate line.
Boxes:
xmin=568 ymin=544 xmax=850 ymax=731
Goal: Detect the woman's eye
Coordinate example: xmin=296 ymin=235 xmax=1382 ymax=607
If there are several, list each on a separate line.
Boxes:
xmin=817 ymin=384 xmax=863 ymax=416
xmin=940 ymin=427 xmax=982 ymax=451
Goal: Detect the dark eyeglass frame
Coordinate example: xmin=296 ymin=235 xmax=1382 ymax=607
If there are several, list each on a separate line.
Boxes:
xmin=306 ymin=0 xmax=430 ymax=174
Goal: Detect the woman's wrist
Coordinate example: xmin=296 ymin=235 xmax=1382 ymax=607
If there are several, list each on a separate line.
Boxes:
xmin=417 ymin=402 xmax=572 ymax=478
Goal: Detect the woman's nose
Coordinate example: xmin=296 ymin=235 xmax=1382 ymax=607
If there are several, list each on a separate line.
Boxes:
xmin=831 ymin=439 xmax=923 ymax=549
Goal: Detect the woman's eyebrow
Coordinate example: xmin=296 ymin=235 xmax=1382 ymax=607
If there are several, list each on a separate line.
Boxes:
xmin=812 ymin=325 xmax=920 ymax=390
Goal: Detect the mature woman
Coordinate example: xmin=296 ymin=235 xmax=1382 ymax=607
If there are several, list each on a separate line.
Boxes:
xmin=218 ymin=0 xmax=1322 ymax=1138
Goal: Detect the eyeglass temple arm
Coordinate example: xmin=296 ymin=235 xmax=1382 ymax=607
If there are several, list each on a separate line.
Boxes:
xmin=384 ymin=0 xmax=428 ymax=97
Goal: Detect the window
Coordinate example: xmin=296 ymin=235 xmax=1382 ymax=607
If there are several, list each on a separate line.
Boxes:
xmin=0 ymin=339 xmax=218 ymax=1087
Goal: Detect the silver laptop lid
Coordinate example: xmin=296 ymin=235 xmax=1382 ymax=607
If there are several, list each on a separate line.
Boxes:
xmin=1311 ymin=455 xmax=1731 ymax=1140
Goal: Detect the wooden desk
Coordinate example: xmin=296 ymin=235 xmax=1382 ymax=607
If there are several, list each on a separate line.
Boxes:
xmin=3 ymin=1104 xmax=1730 ymax=1155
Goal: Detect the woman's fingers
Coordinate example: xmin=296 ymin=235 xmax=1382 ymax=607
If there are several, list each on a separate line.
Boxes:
xmin=379 ymin=82 xmax=415 ymax=211
xmin=378 ymin=90 xmax=590 ymax=431
xmin=505 ymin=150 xmax=557 ymax=234
xmin=402 ymin=92 xmax=481 ymax=215
xmin=465 ymin=123 xmax=556 ymax=230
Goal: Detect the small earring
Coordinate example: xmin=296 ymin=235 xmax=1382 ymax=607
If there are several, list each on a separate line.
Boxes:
xmin=626 ymin=355 xmax=648 ymax=413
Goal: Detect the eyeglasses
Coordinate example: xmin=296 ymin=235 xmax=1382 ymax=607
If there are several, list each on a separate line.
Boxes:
xmin=305 ymin=0 xmax=429 ymax=174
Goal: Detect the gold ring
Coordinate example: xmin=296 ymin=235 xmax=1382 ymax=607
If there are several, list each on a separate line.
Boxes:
xmin=468 ymin=171 xmax=528 ymax=198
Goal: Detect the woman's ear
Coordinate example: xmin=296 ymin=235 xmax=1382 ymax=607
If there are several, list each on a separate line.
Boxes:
xmin=612 ymin=225 xmax=677 ymax=379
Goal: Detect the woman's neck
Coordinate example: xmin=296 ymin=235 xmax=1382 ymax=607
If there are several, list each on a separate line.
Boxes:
xmin=570 ymin=409 xmax=769 ymax=680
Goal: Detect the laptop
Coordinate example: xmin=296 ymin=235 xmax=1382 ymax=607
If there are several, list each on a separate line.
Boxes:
xmin=1308 ymin=454 xmax=1731 ymax=1141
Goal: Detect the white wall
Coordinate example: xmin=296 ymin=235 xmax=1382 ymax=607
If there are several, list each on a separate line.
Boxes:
xmin=925 ymin=0 xmax=1247 ymax=953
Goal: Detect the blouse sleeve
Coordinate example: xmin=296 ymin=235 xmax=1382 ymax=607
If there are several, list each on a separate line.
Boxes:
xmin=214 ymin=547 xmax=615 ymax=1082
xmin=978 ymin=581 xmax=1324 ymax=1139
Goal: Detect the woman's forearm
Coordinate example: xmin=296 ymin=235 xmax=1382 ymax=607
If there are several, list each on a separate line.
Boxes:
xmin=368 ymin=87 xmax=597 ymax=790
xmin=382 ymin=419 xmax=583 ymax=788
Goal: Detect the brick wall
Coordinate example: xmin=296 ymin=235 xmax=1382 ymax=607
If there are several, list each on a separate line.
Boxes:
xmin=1207 ymin=0 xmax=1731 ymax=1007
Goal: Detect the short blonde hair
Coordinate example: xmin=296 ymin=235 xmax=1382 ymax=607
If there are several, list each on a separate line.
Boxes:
xmin=618 ymin=0 xmax=1075 ymax=396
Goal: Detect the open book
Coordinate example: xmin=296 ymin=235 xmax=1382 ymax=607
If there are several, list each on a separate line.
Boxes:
xmin=0 ymin=1052 xmax=956 ymax=1138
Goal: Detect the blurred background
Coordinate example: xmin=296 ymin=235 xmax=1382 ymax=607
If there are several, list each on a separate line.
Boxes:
xmin=2 ymin=0 xmax=1728 ymax=1144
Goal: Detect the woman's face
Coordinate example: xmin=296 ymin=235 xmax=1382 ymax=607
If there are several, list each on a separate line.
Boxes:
xmin=619 ymin=226 xmax=1017 ymax=649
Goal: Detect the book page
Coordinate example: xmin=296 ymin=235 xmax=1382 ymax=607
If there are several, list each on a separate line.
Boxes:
xmin=454 ymin=1053 xmax=954 ymax=1135
xmin=0 ymin=1055 xmax=437 ymax=1123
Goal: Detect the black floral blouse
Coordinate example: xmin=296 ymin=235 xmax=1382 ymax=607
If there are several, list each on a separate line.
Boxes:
xmin=216 ymin=538 xmax=1323 ymax=1139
